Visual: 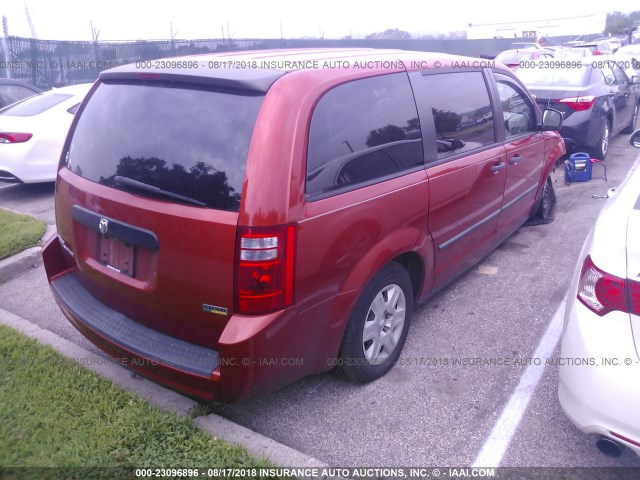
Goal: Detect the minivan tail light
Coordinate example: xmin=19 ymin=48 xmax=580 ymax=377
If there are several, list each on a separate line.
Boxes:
xmin=0 ymin=132 xmax=33 ymax=143
xmin=558 ymin=96 xmax=596 ymax=111
xmin=577 ymin=256 xmax=628 ymax=316
xmin=236 ymin=225 xmax=296 ymax=315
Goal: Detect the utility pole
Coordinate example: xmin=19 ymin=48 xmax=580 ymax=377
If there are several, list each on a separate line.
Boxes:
xmin=170 ymin=23 xmax=177 ymax=51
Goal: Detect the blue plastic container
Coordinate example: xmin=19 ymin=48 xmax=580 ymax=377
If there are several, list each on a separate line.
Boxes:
xmin=564 ymin=152 xmax=592 ymax=183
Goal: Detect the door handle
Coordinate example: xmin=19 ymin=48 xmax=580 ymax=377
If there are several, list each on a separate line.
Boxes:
xmin=509 ymin=155 xmax=522 ymax=165
xmin=490 ymin=162 xmax=506 ymax=174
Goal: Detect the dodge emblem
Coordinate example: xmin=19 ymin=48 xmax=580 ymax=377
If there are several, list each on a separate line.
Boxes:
xmin=99 ymin=218 xmax=109 ymax=235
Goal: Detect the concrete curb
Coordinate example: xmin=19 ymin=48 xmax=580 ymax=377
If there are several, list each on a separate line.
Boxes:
xmin=0 ymin=246 xmax=42 ymax=282
xmin=0 ymin=224 xmax=56 ymax=283
xmin=0 ymin=307 xmax=329 ymax=469
xmin=196 ymin=415 xmax=329 ymax=469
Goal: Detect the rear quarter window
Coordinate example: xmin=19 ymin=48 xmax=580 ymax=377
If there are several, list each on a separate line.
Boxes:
xmin=1 ymin=93 xmax=72 ymax=116
xmin=306 ymin=73 xmax=423 ymax=199
xmin=65 ymin=81 xmax=264 ymax=211
xmin=0 ymin=84 xmax=39 ymax=109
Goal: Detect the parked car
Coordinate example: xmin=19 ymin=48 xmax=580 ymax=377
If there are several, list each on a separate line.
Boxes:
xmin=0 ymin=78 xmax=42 ymax=109
xmin=596 ymin=55 xmax=640 ymax=88
xmin=0 ymin=83 xmax=92 ymax=183
xmin=559 ymin=129 xmax=640 ymax=458
xmin=511 ymin=42 xmax=549 ymax=50
xmin=551 ymin=47 xmax=594 ymax=58
xmin=495 ymin=49 xmax=554 ymax=69
xmin=43 ymin=49 xmax=565 ymax=402
xmin=616 ymin=44 xmax=640 ymax=57
xmin=605 ymin=38 xmax=622 ymax=53
xmin=565 ymin=34 xmax=603 ymax=46
xmin=572 ymin=40 xmax=614 ymax=56
xmin=517 ymin=60 xmax=640 ymax=159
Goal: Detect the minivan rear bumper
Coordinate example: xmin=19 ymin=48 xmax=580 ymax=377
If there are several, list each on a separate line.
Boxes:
xmin=43 ymin=234 xmax=341 ymax=402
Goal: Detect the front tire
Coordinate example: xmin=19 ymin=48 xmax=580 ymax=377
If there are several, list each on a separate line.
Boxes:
xmin=337 ymin=262 xmax=413 ymax=384
xmin=527 ymin=175 xmax=556 ymax=225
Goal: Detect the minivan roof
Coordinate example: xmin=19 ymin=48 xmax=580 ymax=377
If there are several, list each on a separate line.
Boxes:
xmin=100 ymin=48 xmax=507 ymax=92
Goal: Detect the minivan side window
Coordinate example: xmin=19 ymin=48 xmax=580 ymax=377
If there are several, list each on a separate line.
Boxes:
xmin=495 ymin=75 xmax=537 ymax=137
xmin=306 ymin=73 xmax=423 ymax=198
xmin=421 ymin=72 xmax=495 ymax=160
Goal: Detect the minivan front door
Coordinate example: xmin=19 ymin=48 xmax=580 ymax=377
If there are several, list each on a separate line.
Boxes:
xmin=493 ymin=74 xmax=545 ymax=239
xmin=411 ymin=70 xmax=506 ymax=289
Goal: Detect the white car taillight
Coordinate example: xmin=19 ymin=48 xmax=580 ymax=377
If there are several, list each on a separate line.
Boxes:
xmin=558 ymin=96 xmax=597 ymax=112
xmin=577 ymin=256 xmax=627 ymax=316
xmin=0 ymin=132 xmax=33 ymax=143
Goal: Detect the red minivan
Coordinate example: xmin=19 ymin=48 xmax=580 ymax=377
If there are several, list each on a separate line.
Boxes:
xmin=43 ymin=49 xmax=565 ymax=402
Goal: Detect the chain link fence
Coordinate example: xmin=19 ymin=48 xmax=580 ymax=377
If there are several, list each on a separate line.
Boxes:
xmin=0 ymin=35 xmax=575 ymax=89
xmin=1 ymin=36 xmax=272 ymax=88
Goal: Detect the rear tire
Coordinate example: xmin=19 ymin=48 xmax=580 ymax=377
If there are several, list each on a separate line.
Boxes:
xmin=590 ymin=121 xmax=610 ymax=160
xmin=337 ymin=262 xmax=413 ymax=384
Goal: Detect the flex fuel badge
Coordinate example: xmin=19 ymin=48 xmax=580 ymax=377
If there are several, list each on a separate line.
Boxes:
xmin=202 ymin=304 xmax=228 ymax=316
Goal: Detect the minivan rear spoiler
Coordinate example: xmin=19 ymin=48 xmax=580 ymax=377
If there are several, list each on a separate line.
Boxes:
xmin=99 ymin=68 xmax=285 ymax=93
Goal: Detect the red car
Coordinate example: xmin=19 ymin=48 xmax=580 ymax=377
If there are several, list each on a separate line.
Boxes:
xmin=43 ymin=49 xmax=565 ymax=402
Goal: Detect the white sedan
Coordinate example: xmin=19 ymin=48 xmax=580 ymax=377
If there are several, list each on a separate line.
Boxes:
xmin=0 ymin=83 xmax=93 ymax=183
xmin=559 ymin=129 xmax=640 ymax=458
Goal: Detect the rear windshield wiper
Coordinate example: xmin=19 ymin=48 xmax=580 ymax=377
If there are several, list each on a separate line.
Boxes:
xmin=113 ymin=176 xmax=207 ymax=208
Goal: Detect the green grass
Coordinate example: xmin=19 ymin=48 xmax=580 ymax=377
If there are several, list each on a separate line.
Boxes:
xmin=0 ymin=209 xmax=45 ymax=260
xmin=0 ymin=325 xmax=279 ymax=480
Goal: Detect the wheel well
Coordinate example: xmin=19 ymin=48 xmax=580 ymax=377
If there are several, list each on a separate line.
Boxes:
xmin=392 ymin=252 xmax=423 ymax=299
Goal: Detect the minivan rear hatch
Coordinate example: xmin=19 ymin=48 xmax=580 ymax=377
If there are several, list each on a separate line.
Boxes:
xmin=54 ymin=74 xmax=276 ymax=349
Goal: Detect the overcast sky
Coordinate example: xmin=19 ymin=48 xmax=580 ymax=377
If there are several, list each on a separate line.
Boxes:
xmin=2 ymin=0 xmax=639 ymax=41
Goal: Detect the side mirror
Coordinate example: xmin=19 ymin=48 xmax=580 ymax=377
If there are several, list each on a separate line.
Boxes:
xmin=631 ymin=129 xmax=640 ymax=148
xmin=541 ymin=108 xmax=563 ymax=131
xmin=631 ymin=75 xmax=640 ymax=85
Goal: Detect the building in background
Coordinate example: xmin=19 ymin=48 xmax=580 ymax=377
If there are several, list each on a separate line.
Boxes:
xmin=467 ymin=13 xmax=607 ymax=39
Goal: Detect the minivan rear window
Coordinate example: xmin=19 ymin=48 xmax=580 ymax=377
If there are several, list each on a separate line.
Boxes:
xmin=65 ymin=81 xmax=264 ymax=211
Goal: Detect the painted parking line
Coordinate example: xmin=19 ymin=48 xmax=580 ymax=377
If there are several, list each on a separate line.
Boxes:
xmin=473 ymin=298 xmax=566 ymax=468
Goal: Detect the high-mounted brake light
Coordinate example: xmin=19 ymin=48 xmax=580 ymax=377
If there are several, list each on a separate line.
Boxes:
xmin=0 ymin=132 xmax=33 ymax=143
xmin=558 ymin=96 xmax=596 ymax=112
xmin=577 ymin=256 xmax=628 ymax=316
xmin=235 ymin=225 xmax=296 ymax=315
xmin=135 ymin=72 xmax=161 ymax=80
